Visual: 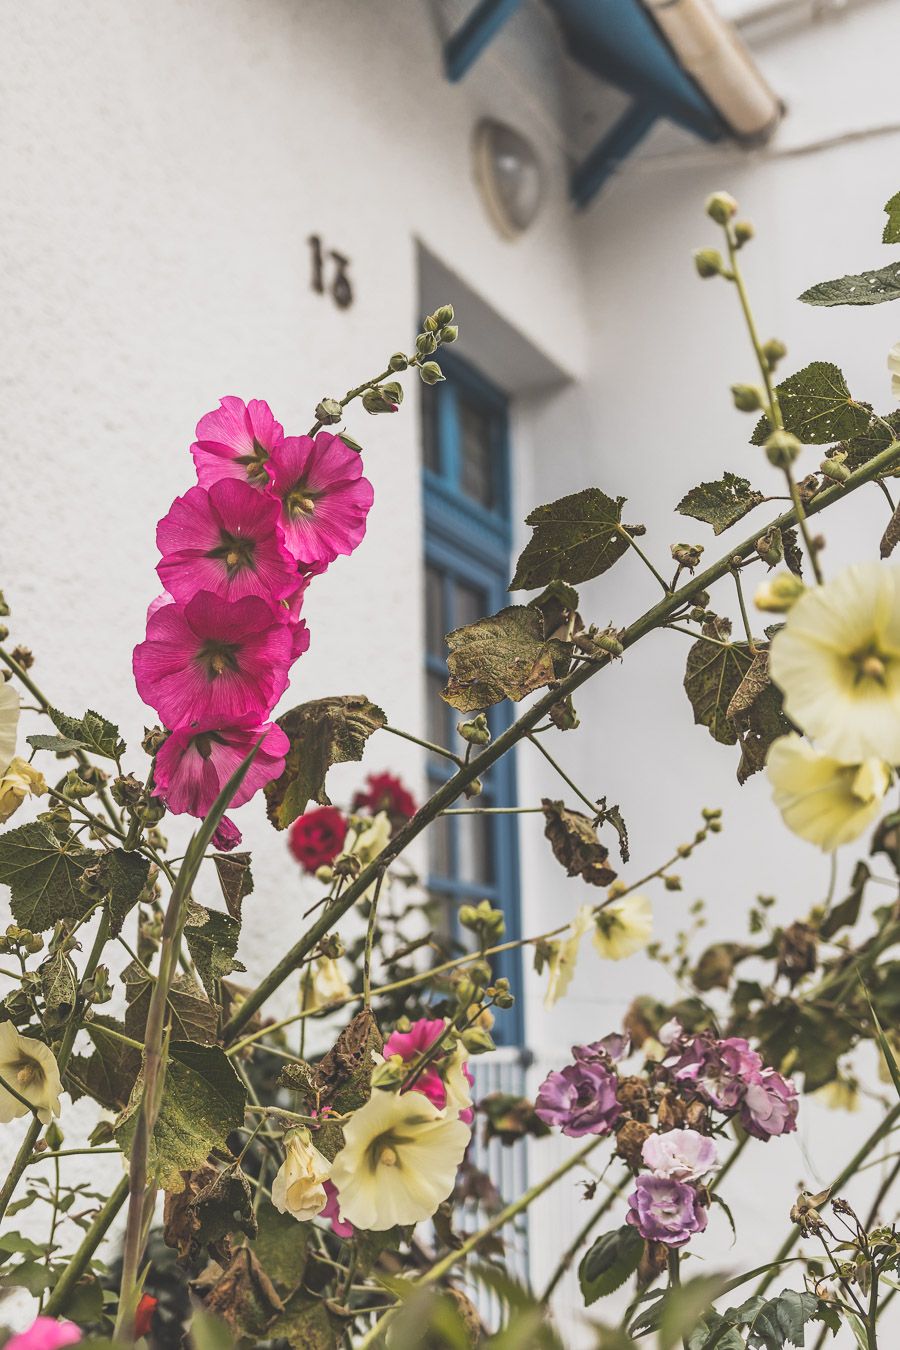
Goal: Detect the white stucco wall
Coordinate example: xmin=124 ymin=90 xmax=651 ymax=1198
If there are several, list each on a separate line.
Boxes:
xmin=1 ymin=0 xmax=899 ymax=1342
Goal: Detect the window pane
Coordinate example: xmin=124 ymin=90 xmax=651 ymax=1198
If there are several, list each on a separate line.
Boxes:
xmin=428 ymin=813 xmax=453 ymax=879
xmin=425 ymin=566 xmax=445 ymax=656
xmin=457 ymin=810 xmax=494 ymax=886
xmin=426 ymin=671 xmax=448 ymax=749
xmin=458 ymin=394 xmax=496 ymax=509
xmin=454 ymin=580 xmax=486 ymax=632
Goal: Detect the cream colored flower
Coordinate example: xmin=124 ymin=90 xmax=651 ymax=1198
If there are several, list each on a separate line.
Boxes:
xmin=592 ymin=893 xmax=653 ymax=961
xmin=301 ymin=956 xmax=352 ymax=1012
xmin=271 ymin=1128 xmax=331 ymax=1221
xmin=443 ymin=1042 xmax=473 ymax=1119
xmin=0 ymin=682 xmax=19 ymax=775
xmin=0 ymin=1023 xmax=62 ymax=1123
xmin=814 ymin=1078 xmax=861 ymax=1112
xmin=0 ymin=759 xmax=47 ymax=825
xmin=754 ymin=573 xmax=805 ymax=614
xmin=330 ymin=1088 xmax=470 ymax=1231
xmin=767 ymin=734 xmax=891 ymax=851
xmin=769 ymin=563 xmax=900 ymax=764
xmin=348 ymin=811 xmax=392 ymax=899
xmin=889 ymin=341 xmax=900 ymax=400
xmin=544 ymin=905 xmax=593 ymax=1009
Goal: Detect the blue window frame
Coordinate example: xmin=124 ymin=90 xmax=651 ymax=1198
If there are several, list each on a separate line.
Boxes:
xmin=422 ymin=352 xmax=523 ymax=1047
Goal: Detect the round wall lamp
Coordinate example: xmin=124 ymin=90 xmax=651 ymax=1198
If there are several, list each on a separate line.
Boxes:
xmin=472 ymin=118 xmax=544 ymax=240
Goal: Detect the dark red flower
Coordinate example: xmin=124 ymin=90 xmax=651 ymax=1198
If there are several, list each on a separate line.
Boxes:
xmin=134 ymin=1293 xmax=158 ymax=1338
xmin=289 ymin=805 xmax=348 ymax=873
xmin=351 ymin=772 xmax=417 ymax=831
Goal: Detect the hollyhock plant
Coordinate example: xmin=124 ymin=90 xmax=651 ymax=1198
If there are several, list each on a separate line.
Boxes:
xmin=289 ymin=805 xmax=348 ymax=872
xmin=212 ymin=816 xmax=243 ymax=851
xmin=767 ymin=733 xmax=891 ymax=851
xmin=626 ymin=1174 xmax=708 ymax=1248
xmin=383 ymin=1017 xmax=474 ymax=1116
xmin=156 ymin=478 xmax=300 ymax=606
xmin=5 ymin=1320 xmax=82 ymax=1350
xmin=0 ymin=678 xmax=19 ymax=773
xmin=133 ymin=590 xmax=293 ymax=728
xmin=321 ymin=1180 xmax=354 ymax=1238
xmin=352 ymin=771 xmax=417 ymax=830
xmin=641 ymin=1128 xmax=718 ymax=1182
xmin=153 ymin=718 xmax=289 ymax=818
xmin=535 ymin=1056 xmax=621 ymax=1138
xmin=191 ymin=395 xmax=284 ymax=490
xmin=272 ymin=1128 xmax=331 ymax=1221
xmin=267 ymin=432 xmax=374 ymax=568
xmin=0 ymin=1023 xmax=62 ymax=1123
xmin=740 ymin=1068 xmax=799 ymax=1140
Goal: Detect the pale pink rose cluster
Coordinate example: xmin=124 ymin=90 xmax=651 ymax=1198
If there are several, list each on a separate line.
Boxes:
xmin=133 ymin=398 xmax=373 ymax=823
xmin=625 ymin=1128 xmax=717 ymax=1248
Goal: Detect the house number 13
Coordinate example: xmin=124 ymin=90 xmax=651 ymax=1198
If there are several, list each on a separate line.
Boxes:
xmin=308 ymin=235 xmax=353 ymax=310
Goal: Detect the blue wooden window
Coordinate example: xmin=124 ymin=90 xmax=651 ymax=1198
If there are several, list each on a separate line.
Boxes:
xmin=422 ymin=353 xmax=523 ymax=1047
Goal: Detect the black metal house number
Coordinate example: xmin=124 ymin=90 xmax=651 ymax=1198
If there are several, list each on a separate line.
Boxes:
xmin=308 ymin=235 xmax=353 ymax=310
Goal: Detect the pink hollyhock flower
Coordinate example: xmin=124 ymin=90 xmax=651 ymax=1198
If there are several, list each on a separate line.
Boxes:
xmin=267 ymin=433 xmax=374 ymax=568
xmin=641 ymin=1128 xmax=718 ymax=1182
xmin=626 ymin=1175 xmax=707 ymax=1248
xmin=156 ymin=479 xmax=299 ymax=606
xmin=212 ymin=816 xmax=243 ymax=851
xmin=321 ymin=1180 xmax=354 ymax=1238
xmin=385 ymin=1017 xmax=448 ymax=1109
xmin=6 ymin=1319 xmax=82 ymax=1350
xmin=740 ymin=1068 xmax=799 ymax=1140
xmin=153 ymin=718 xmax=289 ymax=818
xmin=133 ymin=591 xmax=293 ymax=727
xmin=191 ymin=396 xmax=283 ymax=490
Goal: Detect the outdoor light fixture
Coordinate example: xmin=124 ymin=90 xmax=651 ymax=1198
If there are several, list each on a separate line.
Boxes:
xmin=472 ymin=118 xmax=544 ymax=239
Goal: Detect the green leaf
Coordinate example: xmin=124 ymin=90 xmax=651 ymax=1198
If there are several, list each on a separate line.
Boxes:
xmin=184 ymin=903 xmax=245 ymax=999
xmin=66 ymin=1015 xmax=141 ymax=1113
xmin=25 ymin=733 xmax=87 ymax=754
xmin=0 ymin=821 xmax=93 ymax=931
xmin=510 ymin=488 xmax=630 ymax=590
xmin=213 ymin=851 xmax=254 ymax=922
xmin=677 ymin=473 xmax=765 ymax=535
xmin=252 ymin=1199 xmax=310 ymax=1294
xmin=0 ymin=1258 xmax=56 ymax=1294
xmin=40 ymin=949 xmax=77 ymax=1012
xmin=884 ymin=190 xmax=900 ymax=244
xmin=736 ymin=1288 xmax=819 ymax=1349
xmin=684 ymin=624 xmax=754 ymax=746
xmin=659 ymin=1275 xmax=731 ymax=1350
xmin=839 ymin=409 xmax=900 ymax=476
xmin=265 ymin=1294 xmax=338 ymax=1350
xmin=265 ymin=695 xmax=386 ymax=830
xmin=48 ymin=707 xmax=125 ymax=762
xmin=542 ymin=798 xmax=617 ymax=886
xmin=87 ymin=847 xmax=151 ymax=936
xmin=123 ymin=962 xmax=218 ymax=1046
xmin=188 ymin=1308 xmax=236 ymax=1350
xmin=862 ymin=982 xmax=900 ymax=1102
xmin=440 ymin=606 xmax=572 ymax=713
xmin=820 ymin=860 xmax=869 ymax=940
xmin=751 ymin=362 xmax=871 ymax=445
xmin=115 ymin=1040 xmax=245 ymax=1191
xmin=578 ymin=1225 xmax=644 ymax=1306
xmin=0 ymin=1231 xmax=49 ymax=1259
xmin=726 ymin=649 xmax=793 ymax=783
xmin=799 ymin=262 xmax=900 ymax=307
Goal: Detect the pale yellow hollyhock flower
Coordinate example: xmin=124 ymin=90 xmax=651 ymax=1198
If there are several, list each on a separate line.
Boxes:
xmin=769 ymin=563 xmax=900 ymax=764
xmin=302 ymin=956 xmax=352 ymax=1012
xmin=889 ymin=341 xmax=900 ymax=401
xmin=593 ymin=894 xmax=653 ymax=961
xmin=348 ymin=811 xmax=392 ymax=899
xmin=0 ymin=1023 xmax=62 ymax=1123
xmin=814 ymin=1078 xmax=861 ymax=1113
xmin=754 ymin=573 xmax=805 ymax=614
xmin=544 ymin=905 xmax=593 ymax=1009
xmin=767 ymin=734 xmax=890 ymax=851
xmin=271 ymin=1128 xmax=331 ymax=1221
xmin=0 ymin=759 xmax=47 ymax=824
xmin=331 ymin=1089 xmax=470 ymax=1231
xmin=443 ymin=1042 xmax=473 ymax=1119
xmin=0 ymin=681 xmax=19 ymax=775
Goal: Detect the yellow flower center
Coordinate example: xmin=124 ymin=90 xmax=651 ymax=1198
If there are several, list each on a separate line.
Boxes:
xmin=379 ymin=1145 xmax=399 ymax=1167
xmin=852 ymin=646 xmax=891 ymax=687
xmin=234 ymin=438 xmax=270 ymax=488
xmin=15 ymin=1061 xmax=41 ymax=1089
xmin=285 ymin=488 xmax=317 ymax=520
xmin=198 ymin=641 xmax=240 ymax=681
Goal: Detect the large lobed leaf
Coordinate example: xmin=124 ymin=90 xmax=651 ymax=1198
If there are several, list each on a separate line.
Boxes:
xmin=677 ymin=473 xmax=764 ymax=535
xmin=441 ymin=606 xmax=572 ymax=713
xmin=0 ymin=821 xmax=94 ymax=931
xmin=265 ymin=695 xmax=386 ymax=830
xmin=185 ymin=902 xmax=245 ymax=999
xmin=47 ymin=707 xmax=126 ymax=762
xmin=510 ymin=488 xmax=631 ymax=591
xmin=799 ymin=262 xmax=900 ymax=307
xmin=751 ymin=362 xmax=871 ymax=445
xmin=684 ymin=623 xmax=754 ymax=746
xmin=726 ymin=650 xmax=793 ymax=784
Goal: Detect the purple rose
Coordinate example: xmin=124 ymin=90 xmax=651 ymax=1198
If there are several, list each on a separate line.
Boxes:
xmin=535 ymin=1060 xmax=621 ymax=1138
xmin=626 ymin=1174 xmax=708 ymax=1248
xmin=740 ymin=1067 xmax=798 ymax=1140
xmin=573 ymin=1033 xmax=630 ymax=1065
xmin=666 ymin=1033 xmax=762 ymax=1111
xmin=641 ymin=1128 xmax=718 ymax=1181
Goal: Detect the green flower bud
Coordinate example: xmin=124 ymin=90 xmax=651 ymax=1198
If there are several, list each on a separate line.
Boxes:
xmin=458 ymin=713 xmax=491 ymax=746
xmin=756 ymin=526 xmax=784 ymax=568
xmin=0 ymin=626 xmax=8 ymax=644
xmin=461 ymin=1025 xmax=497 ymax=1054
xmin=435 ymin=304 xmax=454 ymax=325
xmin=423 ymin=315 xmax=439 ymax=333
xmin=693 ymin=247 xmax=725 ymax=279
xmin=362 ymin=386 xmax=400 ymax=415
xmin=416 ymin=332 xmax=438 ymax=356
xmin=463 ymin=776 xmax=483 ymax=799
xmin=733 ymin=219 xmax=755 ymax=245
xmin=764 ymin=429 xmax=802 ymax=467
xmin=663 ymin=875 xmax=682 ymax=892
xmin=762 ymin=338 xmax=787 ymax=369
xmin=0 ymin=592 xmax=9 ymax=618
xmin=731 ymin=383 xmax=764 ymax=412
xmin=754 ymin=572 xmax=806 ymax=613
xmin=44 ymin=1120 xmax=64 ymax=1151
xmin=419 ymin=361 xmax=445 ymax=385
xmin=388 ymin=351 xmax=409 ymax=372
xmin=439 ymin=324 xmax=458 ymax=343
xmin=370 ymin=1054 xmax=409 ymax=1090
xmin=705 ymin=190 xmax=738 ymax=224
xmin=315 ymin=397 xmax=343 ymax=425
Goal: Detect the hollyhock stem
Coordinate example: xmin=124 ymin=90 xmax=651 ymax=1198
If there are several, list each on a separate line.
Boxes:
xmin=526 ymin=732 xmax=600 ymax=816
xmin=383 ymin=722 xmax=462 ymax=765
xmin=223 ymin=436 xmax=900 ymax=1044
xmin=43 ymin=1176 xmax=130 ymax=1317
xmin=666 ymin=1250 xmax=690 ymax=1350
xmin=362 ymin=868 xmax=386 ymax=1007
xmin=620 ymin=528 xmax=671 ymax=593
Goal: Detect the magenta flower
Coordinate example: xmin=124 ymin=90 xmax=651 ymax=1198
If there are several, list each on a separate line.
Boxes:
xmin=626 ymin=1175 xmax=708 ymax=1247
xmin=740 ymin=1068 xmax=799 ymax=1140
xmin=321 ymin=1180 xmax=354 ymax=1238
xmin=535 ymin=1060 xmax=621 ymax=1138
xmin=641 ymin=1129 xmax=718 ymax=1182
xmin=666 ymin=1033 xmax=762 ymax=1111
xmin=5 ymin=1319 xmax=82 ymax=1350
xmin=267 ymin=433 xmax=374 ymax=568
xmin=156 ymin=479 xmax=299 ymax=606
xmin=384 ymin=1017 xmax=449 ymax=1110
xmin=191 ymin=396 xmax=283 ymax=490
xmin=153 ymin=718 xmax=289 ymax=818
xmin=133 ymin=591 xmax=293 ymax=727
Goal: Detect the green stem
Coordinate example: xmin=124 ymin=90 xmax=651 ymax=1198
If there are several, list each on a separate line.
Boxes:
xmin=363 ymin=869 xmax=386 ymax=1008
xmin=785 ymin=473 xmax=825 ymax=585
xmin=620 ymin=528 xmax=671 ymax=593
xmin=223 ymin=437 xmax=900 ymax=1044
xmin=526 ymin=732 xmax=599 ymax=816
xmin=42 ymin=1176 xmax=130 ymax=1317
xmin=383 ymin=722 xmax=461 ymax=765
xmin=732 ymin=567 xmax=757 ymax=650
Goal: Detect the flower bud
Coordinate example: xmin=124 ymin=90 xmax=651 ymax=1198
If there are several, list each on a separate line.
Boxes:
xmin=362 ymin=385 xmax=400 ymax=415
xmin=461 ymin=1024 xmax=497 ymax=1053
xmin=754 ymin=572 xmax=806 ymax=613
xmin=693 ymin=247 xmax=724 ymax=279
xmin=11 ymin=646 xmax=33 ymax=670
xmin=333 ymin=852 xmax=362 ymax=878
xmin=0 ymin=626 xmax=8 ymax=643
xmin=731 ymin=383 xmax=764 ymax=412
xmin=0 ymin=592 xmax=9 ymax=618
xmin=458 ymin=713 xmax=490 ymax=746
xmin=423 ymin=315 xmax=439 ymax=333
xmin=733 ymin=219 xmax=754 ymax=245
xmin=756 ymin=526 xmax=784 ymax=568
xmin=141 ymin=725 xmax=167 ymax=756
xmin=439 ymin=324 xmax=458 ymax=343
xmin=419 ymin=361 xmax=445 ymax=385
xmin=764 ymin=429 xmax=802 ymax=467
xmin=820 ymin=456 xmax=850 ymax=483
xmin=315 ymin=398 xmax=343 ymax=425
xmin=315 ymin=865 xmax=333 ymax=883
xmin=435 ymin=304 xmax=454 ymax=325
xmin=705 ymin=191 xmax=738 ymax=224
xmin=370 ymin=1054 xmax=408 ymax=1090
xmin=762 ymin=338 xmax=787 ymax=370
xmin=663 ymin=875 xmax=682 ymax=891
xmin=388 ymin=351 xmax=409 ymax=372
xmin=463 ymin=776 xmax=482 ymax=799
xmin=416 ymin=332 xmax=438 ymax=356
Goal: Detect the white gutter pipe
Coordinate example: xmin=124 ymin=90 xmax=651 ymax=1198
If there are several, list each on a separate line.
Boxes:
xmin=642 ymin=0 xmax=783 ymax=141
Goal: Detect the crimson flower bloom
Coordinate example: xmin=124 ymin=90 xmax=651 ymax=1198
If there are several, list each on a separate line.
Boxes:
xmin=156 ymin=479 xmax=299 ymax=606
xmin=191 ymin=396 xmax=283 ymax=490
xmin=267 ymin=433 xmax=374 ymax=568
xmin=134 ymin=1294 xmax=158 ymax=1339
xmin=153 ymin=719 xmax=289 ymax=818
xmin=133 ymin=591 xmax=293 ymax=727
xmin=289 ymin=805 xmax=347 ymax=872
xmin=352 ymin=772 xmax=417 ymax=829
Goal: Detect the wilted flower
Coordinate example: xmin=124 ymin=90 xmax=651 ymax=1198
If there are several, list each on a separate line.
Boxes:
xmin=289 ymin=805 xmax=348 ymax=873
xmin=348 ymin=811 xmax=392 ymax=866
xmin=666 ymin=1033 xmax=762 ymax=1111
xmin=267 ymin=432 xmax=374 ymax=569
xmin=0 ymin=680 xmax=19 ymax=775
xmin=740 ymin=1068 xmax=799 ymax=1139
xmin=5 ymin=1318 xmax=82 ymax=1350
xmin=544 ymin=905 xmax=592 ymax=1008
xmin=212 ymin=816 xmax=242 ymax=852
xmin=626 ymin=1174 xmax=708 ymax=1247
xmin=271 ymin=1128 xmax=331 ymax=1221
xmin=303 ymin=956 xmax=352 ymax=1011
xmin=0 ymin=758 xmax=47 ymax=824
xmin=767 ymin=734 xmax=890 ymax=851
xmin=152 ymin=718 xmax=289 ymax=818
xmin=593 ymin=894 xmax=653 ymax=960
xmin=641 ymin=1128 xmax=718 ymax=1182
xmin=769 ymin=563 xmax=900 ymax=764
xmin=330 ymin=1089 xmax=470 ymax=1230
xmin=535 ymin=1057 xmax=621 ymax=1138
xmin=0 ymin=1023 xmax=62 ymax=1123
xmin=191 ymin=396 xmax=284 ymax=491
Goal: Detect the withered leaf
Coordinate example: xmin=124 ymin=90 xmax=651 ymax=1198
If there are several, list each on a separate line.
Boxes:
xmin=441 ymin=606 xmax=572 ymax=713
xmin=510 ymin=488 xmax=631 ymax=591
xmin=123 ymin=962 xmax=218 ymax=1046
xmin=684 ymin=622 xmax=754 ymax=746
xmin=279 ymin=1009 xmax=383 ymax=1159
xmin=213 ymin=852 xmax=254 ymax=922
xmin=726 ymin=649 xmax=792 ymax=783
xmin=677 ymin=472 xmax=764 ymax=535
xmin=265 ymin=695 xmax=386 ymax=830
xmin=881 ymin=501 xmax=900 ymax=558
xmin=541 ymin=799 xmax=617 ymax=887
xmin=196 ymin=1246 xmax=283 ymax=1337
xmin=164 ymin=1162 xmax=257 ymax=1267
